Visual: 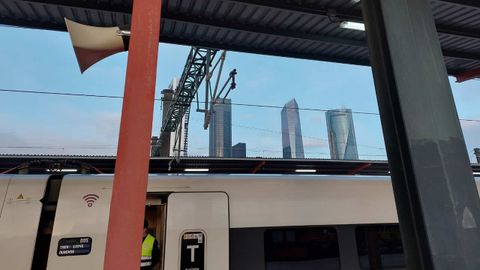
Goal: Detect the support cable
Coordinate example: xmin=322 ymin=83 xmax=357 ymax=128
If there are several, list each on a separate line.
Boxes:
xmin=2 ymin=88 xmax=480 ymax=122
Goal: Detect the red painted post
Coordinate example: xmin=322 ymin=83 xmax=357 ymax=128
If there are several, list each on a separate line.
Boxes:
xmin=103 ymin=0 xmax=162 ymax=269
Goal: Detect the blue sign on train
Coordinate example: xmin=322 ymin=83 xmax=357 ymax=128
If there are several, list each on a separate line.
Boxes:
xmin=57 ymin=237 xmax=92 ymax=256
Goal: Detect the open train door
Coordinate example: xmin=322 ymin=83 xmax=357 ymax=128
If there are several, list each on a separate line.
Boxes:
xmin=164 ymin=192 xmax=229 ymax=270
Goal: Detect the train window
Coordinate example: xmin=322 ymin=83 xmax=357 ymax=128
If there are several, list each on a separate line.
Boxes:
xmin=264 ymin=227 xmax=340 ymax=270
xmin=230 ymin=228 xmax=266 ymax=270
xmin=355 ymin=225 xmax=406 ymax=269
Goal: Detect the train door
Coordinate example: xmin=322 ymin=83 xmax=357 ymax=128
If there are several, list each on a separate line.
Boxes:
xmin=46 ymin=176 xmax=112 ymax=270
xmin=164 ymin=192 xmax=229 ymax=270
xmin=0 ymin=175 xmax=49 ymax=270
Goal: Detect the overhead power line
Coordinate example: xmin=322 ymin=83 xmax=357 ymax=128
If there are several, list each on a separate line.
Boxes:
xmin=2 ymin=88 xmax=480 ymax=122
xmin=0 ymin=88 xmax=378 ymax=115
xmin=0 ymin=145 xmax=116 ymax=149
xmin=0 ymin=88 xmax=125 ymax=100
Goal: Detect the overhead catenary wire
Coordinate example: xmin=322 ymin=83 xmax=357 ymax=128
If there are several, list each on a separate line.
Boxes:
xmin=3 ymin=87 xmax=479 ymax=154
xmin=2 ymin=88 xmax=480 ymax=122
xmin=0 ymin=88 xmax=379 ymax=116
xmin=0 ymin=116 xmax=386 ymax=152
xmin=0 ymin=145 xmax=116 ymax=149
xmin=0 ymin=88 xmax=125 ymax=99
xmin=1 ymin=87 xmax=477 ymax=153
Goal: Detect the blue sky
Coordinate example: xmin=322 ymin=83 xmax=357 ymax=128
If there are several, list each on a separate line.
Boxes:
xmin=1 ymin=26 xmax=479 ymax=161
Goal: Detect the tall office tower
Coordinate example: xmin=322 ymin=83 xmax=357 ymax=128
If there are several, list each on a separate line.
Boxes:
xmin=232 ymin=142 xmax=246 ymax=158
xmin=281 ymin=99 xmax=305 ymax=159
xmin=152 ymin=78 xmax=187 ymax=157
xmin=209 ymin=98 xmax=232 ymax=157
xmin=167 ymin=78 xmax=188 ymax=156
xmin=326 ymin=108 xmax=359 ymax=160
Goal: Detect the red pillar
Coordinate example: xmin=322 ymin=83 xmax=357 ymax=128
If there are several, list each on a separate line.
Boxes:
xmin=103 ymin=0 xmax=162 ymax=269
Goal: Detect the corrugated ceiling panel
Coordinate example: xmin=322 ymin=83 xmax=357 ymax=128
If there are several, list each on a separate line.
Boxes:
xmin=342 ymin=46 xmax=369 ymax=59
xmin=440 ymin=34 xmax=480 ymax=51
xmin=185 ymin=0 xmax=201 ymax=14
xmin=432 ymin=1 xmax=480 ymax=30
xmin=9 ymin=1 xmax=29 ymax=18
xmin=307 ymin=0 xmax=360 ymax=10
xmin=314 ymin=43 xmax=337 ymax=55
xmin=329 ymin=43 xmax=355 ymax=57
xmin=0 ymin=0 xmax=478 ymax=74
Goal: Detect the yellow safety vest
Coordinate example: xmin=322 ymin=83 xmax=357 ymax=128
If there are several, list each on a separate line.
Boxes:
xmin=141 ymin=234 xmax=155 ymax=268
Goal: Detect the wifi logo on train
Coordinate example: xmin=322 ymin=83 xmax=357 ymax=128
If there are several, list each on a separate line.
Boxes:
xmin=82 ymin=194 xmax=100 ymax=207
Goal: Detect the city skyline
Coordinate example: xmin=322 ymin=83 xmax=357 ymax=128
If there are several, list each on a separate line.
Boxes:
xmin=281 ymin=99 xmax=305 ymax=159
xmin=1 ymin=27 xmax=480 ymax=161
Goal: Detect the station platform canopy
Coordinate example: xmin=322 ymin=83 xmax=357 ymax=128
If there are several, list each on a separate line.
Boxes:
xmin=1 ymin=154 xmax=480 ymax=175
xmin=1 ymin=0 xmax=479 ymax=76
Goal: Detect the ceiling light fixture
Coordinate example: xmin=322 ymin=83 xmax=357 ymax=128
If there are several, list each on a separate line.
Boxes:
xmin=45 ymin=168 xmax=78 ymax=173
xmin=339 ymin=21 xmax=365 ymax=31
xmin=295 ymin=169 xmax=317 ymax=173
xmin=184 ymin=168 xmax=209 ymax=172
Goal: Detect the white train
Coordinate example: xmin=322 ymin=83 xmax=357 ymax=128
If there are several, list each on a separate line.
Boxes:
xmin=2 ymin=174 xmax=478 ymax=270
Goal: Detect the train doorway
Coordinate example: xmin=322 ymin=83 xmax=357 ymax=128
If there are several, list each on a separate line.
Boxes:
xmin=144 ymin=196 xmax=167 ymax=270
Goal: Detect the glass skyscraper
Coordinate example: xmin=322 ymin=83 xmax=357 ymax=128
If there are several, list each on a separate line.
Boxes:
xmin=281 ymin=99 xmax=305 ymax=159
xmin=209 ymin=98 xmax=232 ymax=157
xmin=326 ymin=108 xmax=359 ymax=160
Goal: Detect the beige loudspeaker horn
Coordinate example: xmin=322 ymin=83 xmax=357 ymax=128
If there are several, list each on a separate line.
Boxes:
xmin=64 ymin=18 xmax=130 ymax=73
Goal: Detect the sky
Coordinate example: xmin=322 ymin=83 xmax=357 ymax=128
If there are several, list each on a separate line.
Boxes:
xmin=0 ymin=25 xmax=479 ymax=161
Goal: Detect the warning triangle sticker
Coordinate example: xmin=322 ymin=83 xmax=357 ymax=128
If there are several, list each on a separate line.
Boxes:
xmin=17 ymin=193 xmax=24 ymax=200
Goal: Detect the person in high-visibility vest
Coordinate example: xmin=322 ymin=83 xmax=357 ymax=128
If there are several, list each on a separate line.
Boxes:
xmin=141 ymin=219 xmax=160 ymax=270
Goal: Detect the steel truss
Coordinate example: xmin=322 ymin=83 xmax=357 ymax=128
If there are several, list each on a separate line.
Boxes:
xmin=161 ymin=47 xmax=219 ymax=133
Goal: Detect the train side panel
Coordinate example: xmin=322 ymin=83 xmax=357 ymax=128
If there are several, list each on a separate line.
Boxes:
xmin=146 ymin=175 xmax=400 ymax=227
xmin=46 ymin=175 xmax=112 ymax=270
xmin=37 ymin=175 xmax=480 ymax=270
xmin=225 ymin=178 xmax=399 ymax=227
xmin=0 ymin=175 xmax=48 ymax=270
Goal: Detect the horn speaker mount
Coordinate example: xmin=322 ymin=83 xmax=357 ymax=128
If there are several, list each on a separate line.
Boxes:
xmin=64 ymin=18 xmax=130 ymax=73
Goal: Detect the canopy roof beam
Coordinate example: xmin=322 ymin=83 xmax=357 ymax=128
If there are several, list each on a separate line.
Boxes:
xmin=18 ymin=0 xmax=480 ymax=41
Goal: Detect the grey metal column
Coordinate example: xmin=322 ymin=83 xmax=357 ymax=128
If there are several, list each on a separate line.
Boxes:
xmin=361 ymin=0 xmax=480 ymax=269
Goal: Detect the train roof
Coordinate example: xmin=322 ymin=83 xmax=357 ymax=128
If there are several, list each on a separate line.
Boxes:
xmin=2 ymin=155 xmax=480 ymax=175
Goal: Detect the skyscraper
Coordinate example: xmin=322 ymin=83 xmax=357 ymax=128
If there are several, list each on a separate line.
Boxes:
xmin=209 ymin=98 xmax=232 ymax=157
xmin=167 ymin=78 xmax=187 ymax=157
xmin=151 ymin=78 xmax=187 ymax=157
xmin=326 ymin=108 xmax=359 ymax=160
xmin=232 ymin=142 xmax=246 ymax=158
xmin=281 ymin=99 xmax=305 ymax=159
